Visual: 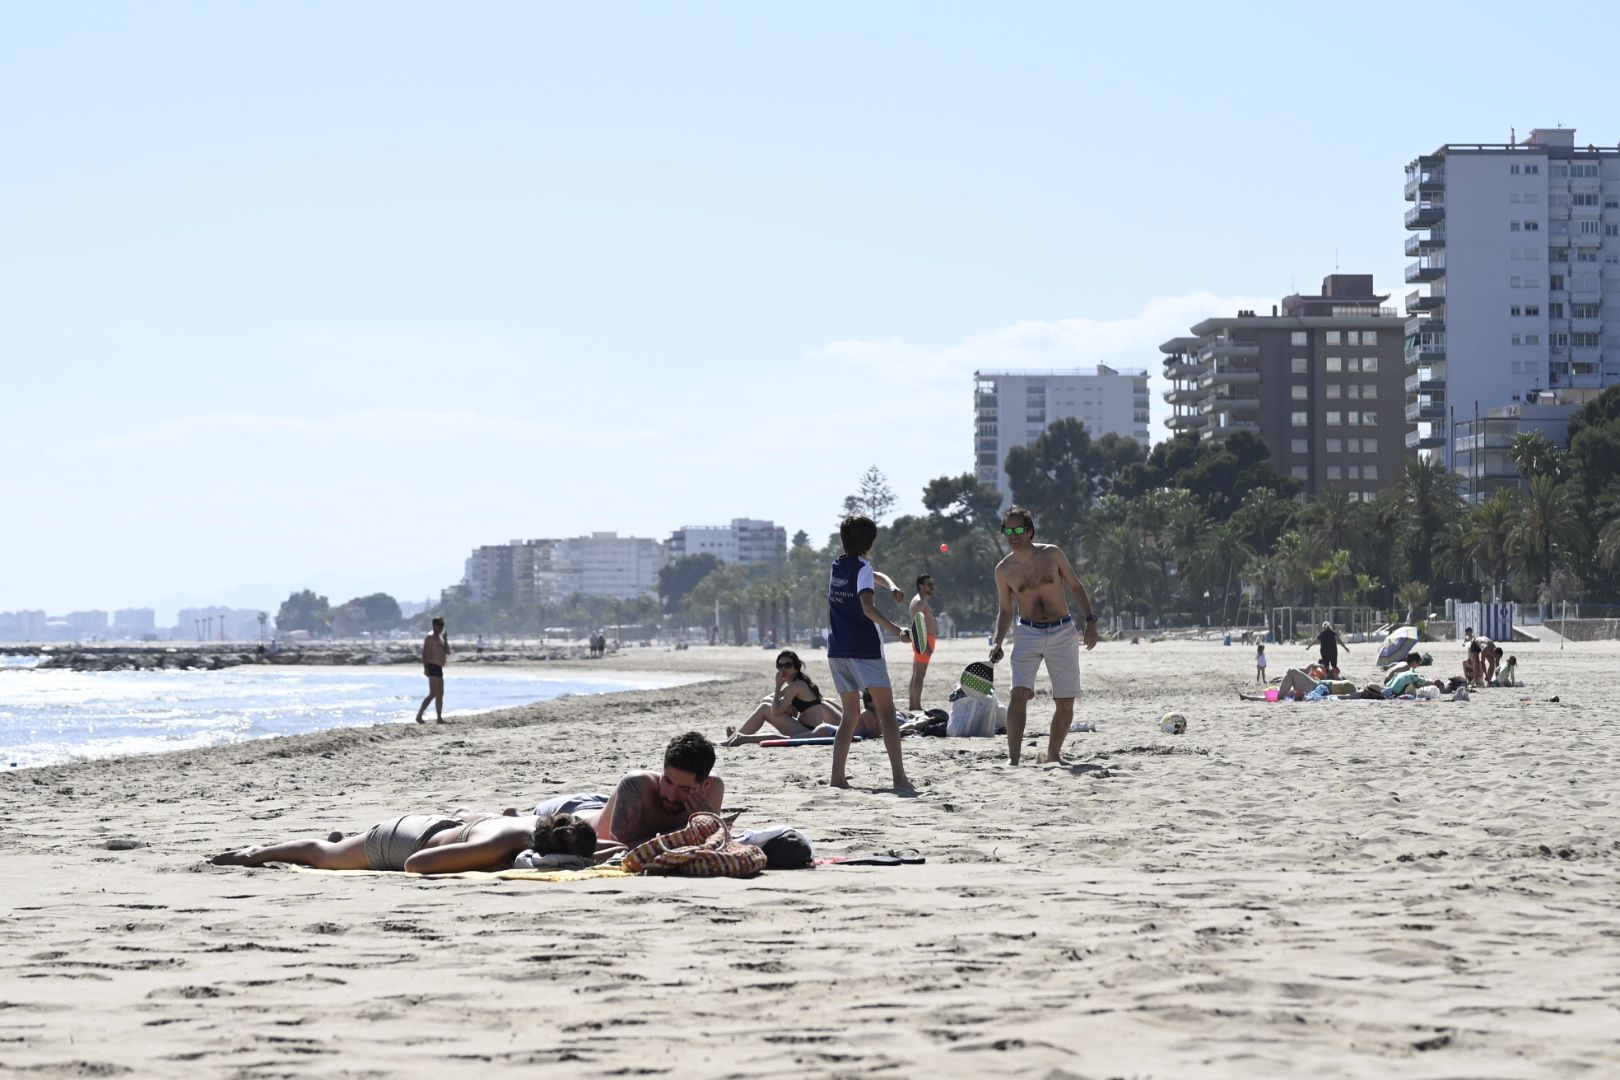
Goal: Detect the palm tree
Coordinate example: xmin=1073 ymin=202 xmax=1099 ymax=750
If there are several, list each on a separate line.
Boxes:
xmin=1233 ymin=487 xmax=1295 ymax=554
xmin=1510 ymin=475 xmax=1586 ymax=589
xmin=1596 ymin=515 xmax=1620 ymax=571
xmin=1396 ymin=581 xmax=1430 ymax=623
xmin=1299 ymin=490 xmax=1370 ymax=567
xmin=1203 ymin=521 xmax=1254 ymax=627
xmin=1394 ymin=456 xmax=1464 ymax=586
xmin=1454 ymin=490 xmax=1519 ymax=601
xmin=1242 ymin=553 xmax=1283 ymax=637
xmin=1509 ymin=431 xmax=1567 ymax=484
xmin=1309 ymin=548 xmax=1353 ymax=610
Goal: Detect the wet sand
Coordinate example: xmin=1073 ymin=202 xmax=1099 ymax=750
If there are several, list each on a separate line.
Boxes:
xmin=1 ymin=638 xmax=1616 ymax=1077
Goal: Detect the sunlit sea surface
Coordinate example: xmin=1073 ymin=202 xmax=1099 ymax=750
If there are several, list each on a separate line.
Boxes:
xmin=0 ymin=658 xmax=686 ymax=768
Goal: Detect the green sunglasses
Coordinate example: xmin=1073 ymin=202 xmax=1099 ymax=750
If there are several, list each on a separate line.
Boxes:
xmin=1002 ymin=525 xmax=1030 ymax=536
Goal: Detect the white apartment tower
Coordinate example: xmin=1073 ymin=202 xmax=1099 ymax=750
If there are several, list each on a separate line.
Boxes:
xmin=1404 ymin=127 xmax=1620 ymax=480
xmin=667 ymin=519 xmax=786 ymax=566
xmin=973 ymin=365 xmax=1151 ymax=497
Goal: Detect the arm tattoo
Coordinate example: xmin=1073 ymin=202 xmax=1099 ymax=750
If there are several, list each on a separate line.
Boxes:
xmin=610 ymin=775 xmax=652 ymax=847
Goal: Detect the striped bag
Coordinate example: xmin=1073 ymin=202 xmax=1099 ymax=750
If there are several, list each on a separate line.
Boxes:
xmin=623 ymin=812 xmax=766 ymax=878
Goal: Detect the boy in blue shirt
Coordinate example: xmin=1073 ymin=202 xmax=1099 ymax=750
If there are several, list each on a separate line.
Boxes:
xmin=827 ymin=513 xmax=914 ymax=791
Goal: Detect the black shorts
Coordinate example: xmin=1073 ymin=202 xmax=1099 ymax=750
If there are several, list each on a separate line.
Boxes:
xmin=424 ymin=664 xmax=444 ymax=679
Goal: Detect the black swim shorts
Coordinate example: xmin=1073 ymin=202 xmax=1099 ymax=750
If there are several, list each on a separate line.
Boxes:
xmin=424 ymin=663 xmax=444 ymax=678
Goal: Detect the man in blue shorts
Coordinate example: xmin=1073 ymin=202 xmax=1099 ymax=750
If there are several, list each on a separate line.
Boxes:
xmin=827 ymin=513 xmax=913 ymax=791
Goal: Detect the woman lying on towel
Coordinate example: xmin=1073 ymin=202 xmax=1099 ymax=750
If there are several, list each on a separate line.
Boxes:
xmin=724 ymin=650 xmax=845 ymax=745
xmin=209 ymin=811 xmax=606 ymax=873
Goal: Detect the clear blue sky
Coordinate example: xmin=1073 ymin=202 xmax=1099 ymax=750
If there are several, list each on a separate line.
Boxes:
xmin=4 ymin=2 xmax=1613 ymax=621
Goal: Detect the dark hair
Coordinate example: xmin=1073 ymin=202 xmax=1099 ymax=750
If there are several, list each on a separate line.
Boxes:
xmin=664 ymin=731 xmax=716 ymax=780
xmin=915 ymin=574 xmax=932 ymax=590
xmin=431 ymin=617 xmax=445 ymax=628
xmin=1493 ymin=645 xmax=1504 ymax=658
xmin=531 ymin=813 xmax=597 ymax=859
xmin=1507 ymin=654 xmax=1517 ymax=664
xmin=839 ymin=513 xmax=877 ymax=556
xmin=775 ymin=650 xmax=821 ymax=699
xmin=1468 ymin=640 xmax=1481 ymax=655
xmin=1003 ymin=505 xmax=1035 ymax=532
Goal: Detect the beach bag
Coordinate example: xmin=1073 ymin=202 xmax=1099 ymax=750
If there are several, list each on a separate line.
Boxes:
xmin=623 ymin=812 xmax=766 ymax=878
xmin=947 ymin=692 xmax=1003 ymax=737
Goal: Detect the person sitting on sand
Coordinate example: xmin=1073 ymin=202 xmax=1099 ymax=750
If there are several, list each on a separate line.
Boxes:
xmin=530 ymin=731 xmax=726 ymax=848
xmin=726 ymin=688 xmax=932 ymax=745
xmin=211 ymin=812 xmax=602 ymax=873
xmin=724 ymin=651 xmax=844 ymax=746
xmin=1498 ymin=654 xmax=1519 ymax=687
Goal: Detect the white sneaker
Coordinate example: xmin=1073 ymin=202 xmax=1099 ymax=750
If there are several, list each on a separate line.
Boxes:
xmin=1069 ymin=721 xmax=1097 ymax=732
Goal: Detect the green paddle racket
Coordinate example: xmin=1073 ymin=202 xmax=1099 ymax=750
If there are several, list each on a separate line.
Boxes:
xmin=958 ymin=661 xmax=995 ymax=699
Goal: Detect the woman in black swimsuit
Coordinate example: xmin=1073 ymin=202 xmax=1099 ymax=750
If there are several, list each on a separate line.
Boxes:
xmin=723 ymin=650 xmax=844 ymax=746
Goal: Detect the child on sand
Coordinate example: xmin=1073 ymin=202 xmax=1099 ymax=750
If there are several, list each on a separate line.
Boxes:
xmin=1255 ymin=643 xmax=1267 ymax=684
xmin=827 ymin=513 xmax=913 ymax=791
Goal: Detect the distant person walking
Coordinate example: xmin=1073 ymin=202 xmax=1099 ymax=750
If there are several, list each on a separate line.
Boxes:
xmin=415 ymin=617 xmax=451 ymax=724
xmin=907 ymin=574 xmax=939 ymax=711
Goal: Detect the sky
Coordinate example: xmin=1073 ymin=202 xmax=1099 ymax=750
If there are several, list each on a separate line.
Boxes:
xmin=5 ymin=2 xmax=1616 ymax=623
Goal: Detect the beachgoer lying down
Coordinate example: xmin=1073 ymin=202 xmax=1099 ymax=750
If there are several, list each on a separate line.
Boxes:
xmin=210 ymin=812 xmax=604 ymax=874
xmin=725 ymin=650 xmax=844 ymax=746
xmin=724 ymin=689 xmax=932 ymax=745
xmin=526 ymin=732 xmax=726 ymax=848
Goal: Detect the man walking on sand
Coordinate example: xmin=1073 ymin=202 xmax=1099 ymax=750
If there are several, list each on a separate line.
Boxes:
xmin=907 ymin=574 xmax=939 ymax=711
xmin=415 ymin=617 xmax=450 ymax=723
xmin=988 ymin=506 xmax=1099 ymax=765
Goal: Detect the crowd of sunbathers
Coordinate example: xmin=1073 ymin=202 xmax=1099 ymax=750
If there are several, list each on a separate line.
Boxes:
xmin=1243 ymin=622 xmax=1521 ymax=703
xmin=211 ymin=731 xmax=814 ymax=876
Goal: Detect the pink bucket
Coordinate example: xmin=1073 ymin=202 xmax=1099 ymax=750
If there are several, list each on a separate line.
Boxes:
xmin=1265 ymin=688 xmax=1279 ymax=702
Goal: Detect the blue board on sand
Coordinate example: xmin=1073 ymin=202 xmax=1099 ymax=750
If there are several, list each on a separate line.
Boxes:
xmin=759 ymin=736 xmax=865 ymax=747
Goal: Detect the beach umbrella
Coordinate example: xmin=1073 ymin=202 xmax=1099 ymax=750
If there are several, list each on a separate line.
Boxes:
xmin=1377 ymin=626 xmax=1419 ymax=668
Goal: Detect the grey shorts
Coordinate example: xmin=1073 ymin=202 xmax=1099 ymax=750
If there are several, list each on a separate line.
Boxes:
xmin=827 ymin=656 xmax=891 ymax=695
xmin=363 ymin=814 xmax=460 ymax=871
xmin=531 ymin=792 xmax=610 ymax=818
xmin=1010 ymin=620 xmax=1082 ymax=698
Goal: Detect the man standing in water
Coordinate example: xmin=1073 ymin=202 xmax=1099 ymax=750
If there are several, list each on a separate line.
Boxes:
xmin=988 ymin=507 xmax=1099 ymax=765
xmin=907 ymin=574 xmax=939 ymax=711
xmin=415 ymin=617 xmax=451 ymax=723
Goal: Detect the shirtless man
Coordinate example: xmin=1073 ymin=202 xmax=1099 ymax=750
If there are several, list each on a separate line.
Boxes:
xmin=210 ymin=811 xmax=601 ymax=873
xmin=987 ymin=506 xmax=1099 ymax=765
xmin=531 ymin=731 xmax=726 ymax=848
xmin=907 ymin=574 xmax=939 ymax=711
xmin=414 ymin=617 xmax=450 ymax=723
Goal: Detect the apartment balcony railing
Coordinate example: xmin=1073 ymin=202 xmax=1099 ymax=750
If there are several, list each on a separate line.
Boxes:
xmin=1406 ymin=290 xmax=1445 ymax=313
xmin=1405 ymin=260 xmax=1446 ymax=283
xmin=1162 ymin=358 xmax=1209 ymax=380
xmin=1405 ymin=202 xmax=1445 ymax=228
xmin=1403 ymin=231 xmax=1446 ymax=257
xmin=1404 ymin=171 xmax=1445 ymax=200
xmin=1405 ymin=429 xmax=1445 ymax=450
xmin=1199 ymin=368 xmax=1262 ymax=388
xmin=1197 ymin=341 xmax=1260 ymax=362
xmin=1206 ymin=418 xmax=1260 ymax=436
xmin=1405 ymin=314 xmax=1445 ymax=338
xmin=1166 ymin=412 xmax=1208 ymax=430
xmin=1406 ymin=400 xmax=1446 ymax=422
xmin=1201 ymin=395 xmax=1260 ymax=413
xmin=1405 ymin=342 xmax=1446 ymax=367
xmin=1163 ymin=386 xmax=1202 ymax=405
xmin=1405 ymin=372 xmax=1446 ymax=394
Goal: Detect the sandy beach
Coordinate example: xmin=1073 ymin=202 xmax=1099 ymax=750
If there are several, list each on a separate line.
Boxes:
xmin=2 ymin=637 xmax=1617 ymax=1078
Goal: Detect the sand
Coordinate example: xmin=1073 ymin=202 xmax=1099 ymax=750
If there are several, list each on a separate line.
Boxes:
xmin=2 ymin=638 xmax=1617 ymax=1078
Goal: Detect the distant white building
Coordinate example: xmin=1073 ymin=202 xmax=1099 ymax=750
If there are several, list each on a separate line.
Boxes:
xmin=1403 ymin=126 xmax=1620 ymax=486
xmin=462 ymin=532 xmax=665 ymax=606
xmin=112 ymin=608 xmax=156 ymax=638
xmin=0 ymin=610 xmax=47 ymax=642
xmin=667 ymin=519 xmax=786 ymax=566
xmin=973 ymin=365 xmax=1151 ymax=498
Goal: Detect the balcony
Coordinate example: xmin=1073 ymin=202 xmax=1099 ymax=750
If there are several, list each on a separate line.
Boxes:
xmin=1162 ymin=357 xmax=1208 ymax=380
xmin=1404 ymin=232 xmax=1446 ymax=257
xmin=1405 ymin=202 xmax=1445 ymax=228
xmin=1198 ymin=341 xmax=1260 ymax=361
xmin=1404 ymin=170 xmax=1445 ymax=201
xmin=1405 ymin=372 xmax=1446 ymax=394
xmin=1405 ymin=259 xmax=1445 ymax=283
xmin=1200 ymin=367 xmax=1262 ymax=387
xmin=1405 ymin=342 xmax=1446 ymax=367
xmin=1163 ymin=386 xmax=1202 ymax=405
xmin=1406 ymin=399 xmax=1446 ymax=422
xmin=1167 ymin=412 xmax=1208 ymax=431
xmin=1406 ymin=290 xmax=1445 ymax=313
xmin=1405 ymin=314 xmax=1444 ymax=338
xmin=1206 ymin=418 xmax=1261 ymax=437
xmin=1405 ymin=429 xmax=1445 ymax=450
xmin=1203 ymin=394 xmax=1260 ymax=412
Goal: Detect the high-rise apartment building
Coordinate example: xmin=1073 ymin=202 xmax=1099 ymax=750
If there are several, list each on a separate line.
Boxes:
xmin=1404 ymin=127 xmax=1620 ymax=482
xmin=1160 ymin=275 xmax=1409 ymax=500
xmin=667 ymin=519 xmax=787 ymax=566
xmin=465 ymin=540 xmax=557 ymax=608
xmin=973 ymin=365 xmax=1151 ymax=497
xmin=462 ymin=533 xmax=664 ymax=606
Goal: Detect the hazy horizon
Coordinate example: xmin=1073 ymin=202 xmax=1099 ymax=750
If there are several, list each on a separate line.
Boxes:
xmin=6 ymin=1 xmax=1609 ymax=619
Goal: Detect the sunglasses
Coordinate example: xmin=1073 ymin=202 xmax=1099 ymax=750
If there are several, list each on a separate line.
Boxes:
xmin=1002 ymin=525 xmax=1030 ymax=536
xmin=776 ymin=661 xmax=797 ymax=669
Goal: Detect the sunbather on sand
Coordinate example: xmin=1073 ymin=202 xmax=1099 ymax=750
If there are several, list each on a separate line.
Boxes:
xmin=724 ymin=651 xmax=844 ymax=746
xmin=209 ymin=812 xmax=602 ymax=873
xmin=531 ymin=732 xmax=726 ymax=848
xmin=725 ymin=690 xmax=932 ymax=745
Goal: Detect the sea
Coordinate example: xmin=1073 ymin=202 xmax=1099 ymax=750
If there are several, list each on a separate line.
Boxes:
xmin=0 ymin=657 xmax=690 ymax=769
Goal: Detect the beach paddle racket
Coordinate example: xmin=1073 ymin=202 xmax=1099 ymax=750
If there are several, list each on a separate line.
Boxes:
xmin=911 ymin=611 xmax=929 ymax=655
xmin=958 ymin=661 xmax=995 ymax=699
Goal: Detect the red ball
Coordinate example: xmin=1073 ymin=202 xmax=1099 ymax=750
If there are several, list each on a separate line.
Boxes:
xmin=939 ymin=544 xmax=950 ymax=554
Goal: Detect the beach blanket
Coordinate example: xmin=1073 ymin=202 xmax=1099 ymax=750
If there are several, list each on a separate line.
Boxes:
xmin=285 ymin=865 xmax=630 ymax=882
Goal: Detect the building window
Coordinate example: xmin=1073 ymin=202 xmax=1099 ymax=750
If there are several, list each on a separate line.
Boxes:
xmin=1326 ymin=384 xmax=1342 ymax=399
xmin=1551 ymin=303 xmax=1564 ymax=318
xmin=1364 ymin=384 xmax=1377 ymax=400
xmin=1525 ymin=334 xmax=1540 ymax=345
xmin=1347 ymin=384 xmax=1361 ymax=400
xmin=1363 ymin=357 xmax=1378 ymax=373
xmin=1346 ymin=357 xmax=1361 ymax=372
xmin=1291 ymin=466 xmax=1309 ymax=480
xmin=1511 ymin=222 xmax=1521 ymax=232
xmin=1364 ymin=438 xmax=1378 ymax=454
xmin=1511 ymin=276 xmax=1522 ymax=288
xmin=1326 ymin=356 xmax=1342 ymax=372
xmin=1326 ymin=411 xmax=1342 ymax=426
xmin=1345 ymin=438 xmax=1359 ymax=453
xmin=1291 ymin=357 xmax=1308 ymax=374
xmin=1607 ymin=224 xmax=1620 ymax=237
xmin=1511 ymin=305 xmax=1522 ymax=316
xmin=1291 ymin=385 xmax=1308 ymax=400
xmin=1526 ymin=305 xmax=1541 ymax=317
xmin=1327 ymin=466 xmax=1342 ymax=480
xmin=1347 ymin=411 xmax=1361 ymax=426
xmin=1363 ymin=331 xmax=1377 ymax=346
xmin=1346 ymin=331 xmax=1361 ymax=345
xmin=1365 ymin=464 xmax=1378 ymax=480
xmin=1326 ymin=331 xmax=1341 ymax=345
xmin=1524 ymin=220 xmax=1540 ymax=231
xmin=1362 ymin=411 xmax=1377 ymax=427
xmin=1347 ymin=465 xmax=1361 ymax=480
xmin=1291 ymin=331 xmax=1308 ymax=345
xmin=1511 ymin=335 xmax=1522 ymax=345
xmin=1291 ymin=411 xmax=1309 ymax=427
xmin=1291 ymin=438 xmax=1308 ymax=454
xmin=1326 ymin=438 xmax=1342 ymax=453
xmin=1551 ymin=274 xmax=1565 ymax=290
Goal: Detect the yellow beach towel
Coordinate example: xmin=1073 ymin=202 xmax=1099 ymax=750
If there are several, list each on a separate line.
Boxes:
xmin=285 ymin=865 xmax=630 ymax=883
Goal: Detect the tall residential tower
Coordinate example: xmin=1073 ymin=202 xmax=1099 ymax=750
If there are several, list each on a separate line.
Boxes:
xmin=973 ymin=365 xmax=1150 ymax=499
